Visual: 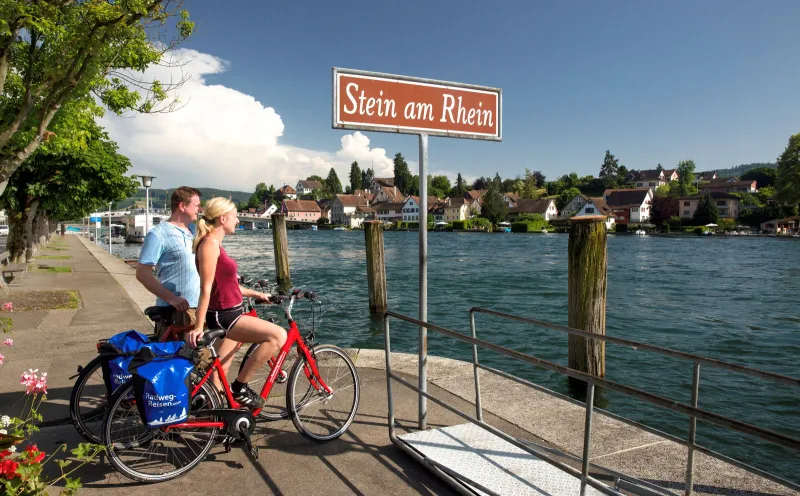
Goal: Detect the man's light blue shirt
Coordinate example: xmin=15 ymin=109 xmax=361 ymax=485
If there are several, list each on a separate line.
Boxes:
xmin=138 ymin=221 xmax=200 ymax=308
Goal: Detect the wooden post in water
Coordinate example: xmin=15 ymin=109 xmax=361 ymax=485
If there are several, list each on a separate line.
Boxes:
xmin=364 ymin=221 xmax=387 ymax=314
xmin=271 ymin=213 xmax=290 ymax=285
xmin=568 ymin=215 xmax=608 ymax=381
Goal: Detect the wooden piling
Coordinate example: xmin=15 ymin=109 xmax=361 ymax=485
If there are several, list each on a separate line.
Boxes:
xmin=364 ymin=221 xmax=387 ymax=314
xmin=567 ymin=215 xmax=608 ymax=380
xmin=271 ymin=213 xmax=290 ymax=285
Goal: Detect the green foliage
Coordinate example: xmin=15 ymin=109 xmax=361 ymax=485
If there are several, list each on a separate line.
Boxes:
xmin=451 ymin=173 xmax=467 ymax=197
xmin=741 ymin=167 xmax=776 ymax=188
xmin=0 ymin=0 xmax=196 ymax=187
xmin=692 ymin=193 xmax=719 ymax=225
xmin=776 ymin=132 xmax=800 ymax=204
xmin=325 ymin=167 xmax=343 ymax=195
xmin=676 ymin=160 xmax=697 ymax=196
xmin=360 ymin=168 xmax=373 ymax=190
xmin=650 ymin=197 xmax=679 ymax=225
xmin=654 ymin=184 xmax=671 ymax=198
xmin=511 ymin=216 xmax=549 ymax=232
xmin=247 ymin=182 xmax=276 ymax=209
xmin=599 ymin=150 xmax=620 ymax=180
xmin=694 ymin=227 xmax=706 ymax=235
xmin=452 ymin=220 xmax=468 ymax=230
xmin=556 ymin=187 xmax=581 ymax=210
xmin=429 ymin=175 xmax=451 ymax=198
xmin=712 ymin=162 xmax=777 ymax=178
xmin=393 ymin=153 xmax=412 ymax=195
xmin=718 ymin=217 xmax=736 ymax=230
xmin=471 ymin=218 xmax=492 ymax=229
xmin=480 ymin=181 xmax=508 ymax=225
xmin=349 ymin=161 xmax=362 ymax=192
xmin=516 ymin=213 xmax=545 ymax=223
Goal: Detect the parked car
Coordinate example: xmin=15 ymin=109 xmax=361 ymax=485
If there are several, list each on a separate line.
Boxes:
xmin=0 ymin=225 xmax=8 ymax=235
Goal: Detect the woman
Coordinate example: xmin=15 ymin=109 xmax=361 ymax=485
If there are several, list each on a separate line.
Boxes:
xmin=185 ymin=197 xmax=287 ymax=408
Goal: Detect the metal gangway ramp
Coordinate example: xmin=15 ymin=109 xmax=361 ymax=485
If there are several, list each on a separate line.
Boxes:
xmin=382 ymin=308 xmax=800 ymax=496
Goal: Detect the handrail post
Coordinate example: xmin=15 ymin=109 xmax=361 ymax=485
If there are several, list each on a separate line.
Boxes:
xmin=580 ymin=382 xmax=596 ymax=496
xmin=418 ymin=133 xmax=429 ymax=431
xmin=470 ymin=310 xmax=483 ymax=421
xmin=384 ymin=314 xmax=396 ymax=440
xmin=685 ymin=362 xmax=701 ymax=495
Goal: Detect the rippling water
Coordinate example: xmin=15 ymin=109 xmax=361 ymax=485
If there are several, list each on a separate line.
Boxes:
xmin=107 ymin=231 xmax=800 ymax=481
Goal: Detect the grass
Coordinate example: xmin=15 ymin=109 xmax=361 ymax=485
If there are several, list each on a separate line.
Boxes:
xmin=6 ymin=289 xmax=81 ymax=311
xmin=29 ymin=264 xmax=72 ymax=273
xmin=43 ymin=247 xmax=67 ymax=251
xmin=38 ymin=255 xmax=71 ymax=260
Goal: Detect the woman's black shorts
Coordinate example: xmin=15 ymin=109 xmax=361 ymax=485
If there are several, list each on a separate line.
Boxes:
xmin=207 ymin=304 xmax=244 ymax=332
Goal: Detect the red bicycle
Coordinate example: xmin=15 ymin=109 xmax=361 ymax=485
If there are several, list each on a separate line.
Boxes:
xmin=100 ymin=289 xmax=360 ymax=482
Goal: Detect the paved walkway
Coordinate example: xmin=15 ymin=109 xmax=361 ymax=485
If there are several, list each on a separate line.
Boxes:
xmin=0 ymin=234 xmax=794 ymax=496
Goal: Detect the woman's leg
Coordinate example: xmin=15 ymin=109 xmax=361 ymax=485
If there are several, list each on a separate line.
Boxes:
xmin=226 ymin=315 xmax=287 ymax=383
xmin=213 ymin=337 xmax=241 ymax=389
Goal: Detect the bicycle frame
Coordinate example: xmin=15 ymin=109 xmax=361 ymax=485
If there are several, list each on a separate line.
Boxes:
xmin=164 ymin=298 xmax=331 ymax=431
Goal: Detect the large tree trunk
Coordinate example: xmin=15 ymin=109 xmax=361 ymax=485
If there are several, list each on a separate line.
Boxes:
xmin=7 ymin=209 xmax=27 ymax=264
xmin=25 ymin=200 xmax=39 ymax=262
xmin=35 ymin=212 xmax=47 ymax=253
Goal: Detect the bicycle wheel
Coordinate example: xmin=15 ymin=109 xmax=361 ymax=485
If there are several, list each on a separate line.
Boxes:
xmin=69 ymin=356 xmax=107 ymax=443
xmin=102 ymin=380 xmax=221 ymax=482
xmin=236 ymin=343 xmax=293 ymax=420
xmin=287 ymin=345 xmax=359 ymax=442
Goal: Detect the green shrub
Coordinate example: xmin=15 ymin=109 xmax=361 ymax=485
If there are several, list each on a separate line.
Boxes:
xmin=452 ymin=220 xmax=468 ymax=230
xmin=668 ymin=216 xmax=683 ymax=228
xmin=693 ymin=227 xmax=706 ymax=235
xmin=407 ymin=222 xmax=419 ymax=229
xmin=663 ymin=224 xmax=671 ymax=233
xmin=471 ymin=218 xmax=492 ymax=230
xmin=615 ymin=224 xmax=628 ymax=233
xmin=511 ymin=222 xmax=529 ymax=233
xmin=516 ymin=213 xmax=545 ymax=223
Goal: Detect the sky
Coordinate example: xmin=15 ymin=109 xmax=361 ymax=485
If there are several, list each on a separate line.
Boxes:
xmin=101 ymin=0 xmax=800 ymax=192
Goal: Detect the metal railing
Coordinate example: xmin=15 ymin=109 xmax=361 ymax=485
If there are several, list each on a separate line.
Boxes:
xmin=469 ymin=307 xmax=800 ymax=495
xmin=383 ymin=308 xmax=800 ymax=496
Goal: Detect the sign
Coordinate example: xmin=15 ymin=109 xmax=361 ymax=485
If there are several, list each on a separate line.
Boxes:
xmin=332 ymin=68 xmax=501 ymax=141
xmin=89 ymin=217 xmax=101 ymax=223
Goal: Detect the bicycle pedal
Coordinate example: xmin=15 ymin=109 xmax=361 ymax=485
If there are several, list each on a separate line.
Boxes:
xmin=276 ymin=369 xmax=288 ymax=384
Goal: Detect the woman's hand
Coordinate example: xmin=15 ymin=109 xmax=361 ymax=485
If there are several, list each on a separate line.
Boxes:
xmin=185 ymin=328 xmax=205 ymax=348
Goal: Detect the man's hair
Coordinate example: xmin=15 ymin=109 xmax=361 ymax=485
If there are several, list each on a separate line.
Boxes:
xmin=171 ymin=186 xmax=202 ymax=212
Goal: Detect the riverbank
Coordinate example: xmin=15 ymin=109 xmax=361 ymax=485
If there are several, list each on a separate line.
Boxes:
xmin=63 ymin=233 xmax=799 ymax=494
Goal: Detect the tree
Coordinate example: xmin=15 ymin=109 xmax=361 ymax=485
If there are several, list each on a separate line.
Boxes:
xmin=408 ymin=174 xmax=420 ymax=196
xmin=676 ymin=160 xmax=697 ymax=197
xmin=0 ymin=0 xmax=195 ymax=197
xmin=360 ymin=167 xmax=374 ymax=190
xmin=393 ymin=153 xmax=412 ymax=194
xmin=480 ymin=181 xmax=508 ymax=225
xmin=430 ymin=175 xmax=451 ymax=198
xmin=654 ymin=184 xmax=671 ymax=198
xmin=493 ymin=172 xmax=502 ymax=187
xmin=472 ymin=177 xmax=489 ymax=191
xmin=348 ymin=161 xmax=362 ymax=193
xmin=307 ymin=175 xmax=325 ymax=183
xmin=599 ymin=150 xmax=620 ymax=180
xmin=451 ymin=173 xmax=467 ymax=197
xmin=741 ymin=167 xmax=776 ymax=188
xmin=247 ymin=182 xmax=270 ymax=209
xmin=656 ymin=163 xmax=664 ymax=173
xmin=692 ymin=194 xmax=719 ymax=226
xmin=776 ymin=133 xmax=800 ymax=205
xmin=325 ymin=167 xmax=343 ymax=195
xmin=650 ymin=197 xmax=679 ymax=225
xmin=556 ymin=187 xmax=581 ymax=210
xmin=1 ymin=121 xmax=137 ymax=262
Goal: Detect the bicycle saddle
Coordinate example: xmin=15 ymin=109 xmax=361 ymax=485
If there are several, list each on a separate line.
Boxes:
xmin=144 ymin=306 xmax=174 ymax=322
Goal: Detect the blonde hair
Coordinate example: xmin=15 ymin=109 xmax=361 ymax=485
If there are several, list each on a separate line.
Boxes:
xmin=193 ymin=197 xmax=237 ymax=253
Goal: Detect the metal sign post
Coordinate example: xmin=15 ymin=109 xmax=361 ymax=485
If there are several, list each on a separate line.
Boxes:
xmin=332 ymin=67 xmax=502 ymax=430
xmin=108 ymin=203 xmax=112 ymax=254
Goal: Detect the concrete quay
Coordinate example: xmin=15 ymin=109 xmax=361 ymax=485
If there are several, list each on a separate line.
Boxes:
xmin=0 ymin=233 xmax=793 ymax=495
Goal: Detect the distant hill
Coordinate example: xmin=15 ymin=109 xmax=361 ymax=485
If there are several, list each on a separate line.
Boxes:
xmin=116 ymin=187 xmax=251 ymax=210
xmin=708 ymin=162 xmax=777 ymax=178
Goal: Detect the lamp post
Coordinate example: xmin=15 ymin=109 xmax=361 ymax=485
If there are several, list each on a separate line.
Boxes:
xmin=108 ymin=202 xmax=112 ymax=255
xmin=137 ymin=175 xmax=156 ymax=238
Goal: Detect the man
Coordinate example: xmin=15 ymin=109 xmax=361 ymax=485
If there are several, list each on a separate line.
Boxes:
xmin=136 ymin=186 xmax=202 ymax=338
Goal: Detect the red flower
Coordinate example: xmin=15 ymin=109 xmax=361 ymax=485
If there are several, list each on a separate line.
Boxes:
xmin=0 ymin=450 xmax=10 ymax=459
xmin=23 ymin=444 xmax=45 ymax=464
xmin=0 ymin=459 xmax=18 ymax=479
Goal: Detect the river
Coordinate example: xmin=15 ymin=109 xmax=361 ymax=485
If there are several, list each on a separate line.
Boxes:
xmin=101 ymin=230 xmax=800 ymax=482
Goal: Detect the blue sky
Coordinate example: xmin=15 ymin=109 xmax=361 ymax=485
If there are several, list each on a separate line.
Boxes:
xmin=107 ymin=0 xmax=800 ymax=190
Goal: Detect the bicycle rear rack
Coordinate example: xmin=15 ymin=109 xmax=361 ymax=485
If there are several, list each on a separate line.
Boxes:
xmin=382 ymin=308 xmax=800 ymax=496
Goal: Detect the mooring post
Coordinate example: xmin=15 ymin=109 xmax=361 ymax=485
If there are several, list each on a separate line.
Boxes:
xmin=271 ymin=213 xmax=290 ymax=285
xmin=568 ymin=215 xmax=608 ymax=383
xmin=364 ymin=221 xmax=387 ymax=314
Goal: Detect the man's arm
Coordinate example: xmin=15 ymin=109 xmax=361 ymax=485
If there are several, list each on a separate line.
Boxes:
xmin=135 ymin=264 xmax=189 ymax=311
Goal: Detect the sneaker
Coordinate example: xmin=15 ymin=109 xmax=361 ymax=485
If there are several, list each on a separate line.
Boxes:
xmin=233 ymin=384 xmax=266 ymax=409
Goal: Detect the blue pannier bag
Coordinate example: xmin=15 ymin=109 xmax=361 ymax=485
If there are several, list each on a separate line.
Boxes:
xmin=128 ymin=341 xmax=196 ymax=428
xmin=98 ymin=330 xmax=150 ymax=395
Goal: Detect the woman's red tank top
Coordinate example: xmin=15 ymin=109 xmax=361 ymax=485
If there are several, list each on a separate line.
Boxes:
xmin=198 ymin=237 xmax=242 ymax=310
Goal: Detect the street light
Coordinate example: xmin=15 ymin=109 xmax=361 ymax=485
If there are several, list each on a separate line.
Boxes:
xmin=136 ymin=175 xmax=156 ymax=237
xmin=108 ymin=202 xmax=112 ymax=255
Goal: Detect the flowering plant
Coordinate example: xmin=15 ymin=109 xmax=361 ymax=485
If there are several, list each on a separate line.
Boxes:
xmin=0 ymin=302 xmax=104 ymax=495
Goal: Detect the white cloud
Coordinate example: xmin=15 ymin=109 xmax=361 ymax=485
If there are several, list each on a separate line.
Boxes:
xmin=99 ymin=49 xmax=393 ymax=192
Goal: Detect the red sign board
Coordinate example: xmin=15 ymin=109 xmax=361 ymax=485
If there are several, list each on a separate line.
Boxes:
xmin=332 ymin=68 xmax=502 ymax=141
